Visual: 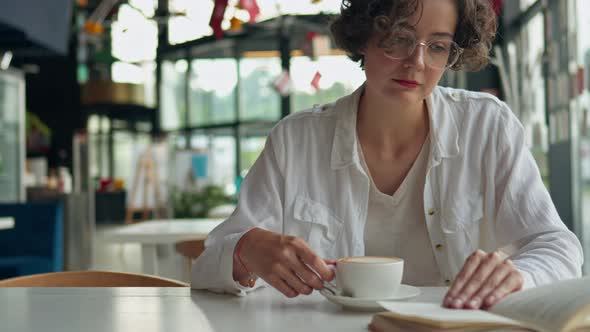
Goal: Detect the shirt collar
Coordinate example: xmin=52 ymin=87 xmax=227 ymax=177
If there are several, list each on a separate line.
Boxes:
xmin=427 ymin=86 xmax=461 ymax=160
xmin=330 ymin=85 xmax=460 ymax=170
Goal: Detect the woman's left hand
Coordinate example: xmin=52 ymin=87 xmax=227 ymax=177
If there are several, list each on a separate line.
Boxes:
xmin=443 ymin=250 xmax=524 ymax=310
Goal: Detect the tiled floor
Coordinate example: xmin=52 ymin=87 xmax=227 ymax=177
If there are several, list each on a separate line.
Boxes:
xmin=92 ymin=225 xmax=190 ymax=282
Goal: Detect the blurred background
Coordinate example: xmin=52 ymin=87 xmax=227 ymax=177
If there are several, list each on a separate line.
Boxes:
xmin=0 ymin=0 xmax=589 ymax=282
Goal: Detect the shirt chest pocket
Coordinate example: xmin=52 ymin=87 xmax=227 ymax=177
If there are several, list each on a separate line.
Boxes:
xmin=292 ymin=195 xmax=343 ymax=253
xmin=441 ymin=192 xmax=484 ymax=234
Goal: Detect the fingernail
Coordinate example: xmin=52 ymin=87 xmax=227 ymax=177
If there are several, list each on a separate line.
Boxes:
xmin=444 ymin=296 xmax=453 ymax=306
xmin=469 ymin=298 xmax=480 ymax=308
xmin=485 ymin=295 xmax=495 ymax=306
xmin=453 ymin=298 xmax=463 ymax=307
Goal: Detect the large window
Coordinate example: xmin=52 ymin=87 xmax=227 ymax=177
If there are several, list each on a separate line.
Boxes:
xmin=165 ymin=53 xmax=365 ymax=192
xmin=576 ymin=0 xmax=590 ymax=274
xmin=239 ymin=57 xmax=282 ymax=121
xmin=189 ymin=59 xmax=238 ymax=126
xmin=519 ymin=0 xmax=538 ymax=10
xmin=167 ymin=0 xmax=342 ymax=44
xmin=161 ymin=60 xmax=188 ymax=130
xmin=111 ymin=3 xmax=157 ymax=63
xmin=112 ymin=130 xmax=151 ymax=192
xmin=519 ymin=14 xmax=548 ymax=184
xmin=110 ymin=1 xmax=158 ymax=107
xmin=168 ymin=0 xmax=214 ymax=44
xmin=255 ymin=0 xmax=341 ymax=20
xmin=88 ymin=115 xmax=110 ymax=180
xmin=239 ymin=125 xmax=272 ymax=178
xmin=189 ymin=130 xmax=237 ymax=194
xmin=290 ymin=55 xmax=365 ymax=112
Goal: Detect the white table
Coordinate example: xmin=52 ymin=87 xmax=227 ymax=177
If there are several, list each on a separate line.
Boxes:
xmin=0 ymin=287 xmax=212 ymax=332
xmin=0 ymin=286 xmax=447 ymax=332
xmin=100 ymin=219 xmax=224 ymax=275
xmin=0 ymin=217 xmax=14 ymax=230
xmin=194 ymin=286 xmax=447 ymax=331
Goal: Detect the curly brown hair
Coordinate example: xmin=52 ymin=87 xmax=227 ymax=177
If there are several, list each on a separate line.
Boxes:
xmin=329 ymin=0 xmax=497 ymax=71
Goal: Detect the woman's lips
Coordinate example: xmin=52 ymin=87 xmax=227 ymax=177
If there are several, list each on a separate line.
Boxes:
xmin=393 ymin=79 xmax=420 ymax=89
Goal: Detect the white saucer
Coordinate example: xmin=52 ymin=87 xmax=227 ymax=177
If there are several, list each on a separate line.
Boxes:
xmin=320 ymin=284 xmax=421 ymax=311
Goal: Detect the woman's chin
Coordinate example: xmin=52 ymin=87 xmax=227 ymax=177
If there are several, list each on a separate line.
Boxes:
xmin=382 ymin=87 xmax=424 ymax=105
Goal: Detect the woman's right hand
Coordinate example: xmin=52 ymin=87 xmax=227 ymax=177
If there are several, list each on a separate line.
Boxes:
xmin=232 ymin=228 xmax=335 ymax=298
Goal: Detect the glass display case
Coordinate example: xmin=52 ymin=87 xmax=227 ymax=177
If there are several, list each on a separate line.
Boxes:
xmin=0 ymin=69 xmax=25 ymax=202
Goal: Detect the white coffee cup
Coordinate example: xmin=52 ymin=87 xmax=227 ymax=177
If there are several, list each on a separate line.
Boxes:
xmin=334 ymin=256 xmax=404 ymax=298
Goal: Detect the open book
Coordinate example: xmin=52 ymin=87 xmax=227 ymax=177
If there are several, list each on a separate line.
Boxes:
xmin=370 ymin=277 xmax=590 ymax=332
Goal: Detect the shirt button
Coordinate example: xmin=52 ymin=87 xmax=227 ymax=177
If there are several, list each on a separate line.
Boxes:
xmin=428 ymin=208 xmax=436 ymax=216
xmin=435 ymin=244 xmax=444 ymax=251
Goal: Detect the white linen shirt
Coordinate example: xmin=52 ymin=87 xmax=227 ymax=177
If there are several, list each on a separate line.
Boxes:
xmin=191 ymin=85 xmax=583 ymax=295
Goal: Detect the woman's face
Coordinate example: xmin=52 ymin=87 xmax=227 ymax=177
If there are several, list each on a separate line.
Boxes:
xmin=361 ymin=0 xmax=458 ymax=106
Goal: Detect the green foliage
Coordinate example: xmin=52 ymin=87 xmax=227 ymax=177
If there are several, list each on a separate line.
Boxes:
xmin=171 ymin=185 xmax=235 ymax=218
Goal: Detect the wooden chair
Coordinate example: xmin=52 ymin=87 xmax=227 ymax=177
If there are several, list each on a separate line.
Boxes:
xmin=175 ymin=239 xmax=205 ymax=281
xmin=0 ymin=270 xmax=189 ymax=287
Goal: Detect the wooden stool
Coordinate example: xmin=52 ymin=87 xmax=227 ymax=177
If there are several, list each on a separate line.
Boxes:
xmin=175 ymin=239 xmax=206 ymax=281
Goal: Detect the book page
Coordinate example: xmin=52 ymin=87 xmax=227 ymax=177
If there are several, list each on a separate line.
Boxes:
xmin=377 ymin=302 xmax=527 ymax=328
xmin=490 ymin=277 xmax=590 ymax=332
xmin=371 ymin=313 xmax=532 ymax=332
xmin=570 ymin=314 xmax=590 ymax=332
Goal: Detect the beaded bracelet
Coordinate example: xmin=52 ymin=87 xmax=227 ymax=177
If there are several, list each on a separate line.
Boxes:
xmin=234 ymin=230 xmax=257 ymax=288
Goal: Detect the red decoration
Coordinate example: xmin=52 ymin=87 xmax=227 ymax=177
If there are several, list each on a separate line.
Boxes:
xmin=273 ymin=70 xmax=292 ymax=96
xmin=491 ymin=0 xmax=503 ymax=16
xmin=239 ymin=0 xmax=260 ymax=23
xmin=210 ymin=0 xmax=228 ymax=39
xmin=310 ymin=71 xmax=322 ymax=91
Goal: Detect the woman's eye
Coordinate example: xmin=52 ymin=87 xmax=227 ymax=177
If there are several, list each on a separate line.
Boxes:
xmin=430 ymin=43 xmax=449 ymax=53
xmin=393 ymin=37 xmax=413 ymax=45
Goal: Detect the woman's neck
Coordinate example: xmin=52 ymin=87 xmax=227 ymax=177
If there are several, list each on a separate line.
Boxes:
xmin=356 ymin=88 xmax=430 ymax=158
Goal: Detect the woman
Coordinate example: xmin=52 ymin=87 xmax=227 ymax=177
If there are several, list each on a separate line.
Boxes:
xmin=192 ymin=0 xmax=583 ymax=310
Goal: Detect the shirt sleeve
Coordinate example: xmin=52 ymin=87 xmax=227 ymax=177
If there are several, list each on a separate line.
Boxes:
xmin=492 ymin=106 xmax=583 ymax=288
xmin=190 ymin=129 xmax=285 ymax=295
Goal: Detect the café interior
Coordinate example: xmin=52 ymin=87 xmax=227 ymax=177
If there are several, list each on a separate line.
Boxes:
xmin=1 ymin=0 xmax=590 ymax=331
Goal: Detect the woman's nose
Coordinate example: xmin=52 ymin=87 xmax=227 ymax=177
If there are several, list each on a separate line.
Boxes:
xmin=404 ymin=43 xmax=426 ymax=70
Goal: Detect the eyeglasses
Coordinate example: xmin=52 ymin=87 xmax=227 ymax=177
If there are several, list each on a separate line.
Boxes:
xmin=378 ymin=30 xmax=464 ymax=69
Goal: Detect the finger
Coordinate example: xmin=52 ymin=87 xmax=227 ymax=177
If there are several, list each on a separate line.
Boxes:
xmin=265 ymin=274 xmax=299 ymax=298
xmin=465 ymin=260 xmax=513 ymax=309
xmin=324 ymin=259 xmax=337 ymax=266
xmin=275 ymin=264 xmax=314 ymax=295
xmin=454 ymin=251 xmax=504 ymax=309
xmin=287 ymin=256 xmax=325 ymax=290
xmin=238 ymin=278 xmax=250 ymax=287
xmin=368 ymin=323 xmax=379 ymax=332
xmin=444 ymin=250 xmax=485 ymax=307
xmin=290 ymin=238 xmax=334 ymax=281
xmin=482 ymin=263 xmax=524 ymax=309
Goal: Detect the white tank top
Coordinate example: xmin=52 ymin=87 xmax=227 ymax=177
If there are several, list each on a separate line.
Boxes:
xmin=359 ymin=136 xmax=444 ymax=286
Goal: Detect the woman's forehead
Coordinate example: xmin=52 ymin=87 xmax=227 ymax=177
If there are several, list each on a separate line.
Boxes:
xmin=391 ymin=0 xmax=458 ymax=35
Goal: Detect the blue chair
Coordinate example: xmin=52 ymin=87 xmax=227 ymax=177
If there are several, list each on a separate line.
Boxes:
xmin=0 ymin=203 xmax=64 ymax=279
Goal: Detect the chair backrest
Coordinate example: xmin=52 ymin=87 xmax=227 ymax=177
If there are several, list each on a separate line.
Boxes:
xmin=175 ymin=239 xmax=205 ymax=261
xmin=0 ymin=270 xmax=189 ymax=287
xmin=0 ymin=202 xmax=63 ymax=270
